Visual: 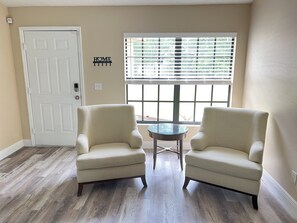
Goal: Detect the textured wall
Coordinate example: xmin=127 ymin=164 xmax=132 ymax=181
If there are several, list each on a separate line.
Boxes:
xmin=0 ymin=3 xmax=22 ymax=150
xmin=243 ymin=0 xmax=297 ymax=201
xmin=8 ymin=5 xmax=250 ymax=140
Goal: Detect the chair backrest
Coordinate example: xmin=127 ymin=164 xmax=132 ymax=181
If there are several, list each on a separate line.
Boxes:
xmin=77 ymin=104 xmax=137 ymax=147
xmin=200 ymin=107 xmax=268 ymax=153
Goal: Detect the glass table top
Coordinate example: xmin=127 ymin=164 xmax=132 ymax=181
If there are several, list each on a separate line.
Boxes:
xmin=147 ymin=123 xmax=188 ymax=136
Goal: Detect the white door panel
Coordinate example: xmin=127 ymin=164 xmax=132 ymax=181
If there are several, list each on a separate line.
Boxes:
xmin=23 ymin=30 xmax=82 ymax=146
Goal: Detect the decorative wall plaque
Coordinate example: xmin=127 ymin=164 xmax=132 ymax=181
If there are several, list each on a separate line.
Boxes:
xmin=93 ymin=57 xmax=112 ymax=66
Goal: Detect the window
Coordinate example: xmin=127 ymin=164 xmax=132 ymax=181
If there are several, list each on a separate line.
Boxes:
xmin=124 ymin=33 xmax=236 ymax=124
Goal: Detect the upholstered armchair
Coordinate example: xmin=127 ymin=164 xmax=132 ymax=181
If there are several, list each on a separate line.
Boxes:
xmin=76 ymin=104 xmax=147 ymax=196
xmin=183 ymin=107 xmax=268 ymax=209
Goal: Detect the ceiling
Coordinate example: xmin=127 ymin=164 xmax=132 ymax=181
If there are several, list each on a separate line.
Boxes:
xmin=0 ymin=0 xmax=253 ymax=7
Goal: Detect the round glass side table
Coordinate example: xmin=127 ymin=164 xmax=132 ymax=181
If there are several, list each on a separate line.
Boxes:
xmin=147 ymin=123 xmax=188 ymax=170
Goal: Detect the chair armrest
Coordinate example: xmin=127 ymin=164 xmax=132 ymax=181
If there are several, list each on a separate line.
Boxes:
xmin=191 ymin=132 xmax=208 ymax=151
xmin=129 ymin=129 xmax=143 ymax=148
xmin=76 ymin=134 xmax=89 ymax=155
xmin=249 ymin=141 xmax=264 ymax=163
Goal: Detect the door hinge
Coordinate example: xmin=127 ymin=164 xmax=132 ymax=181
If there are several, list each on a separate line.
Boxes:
xmin=27 ymin=87 xmax=31 ymax=94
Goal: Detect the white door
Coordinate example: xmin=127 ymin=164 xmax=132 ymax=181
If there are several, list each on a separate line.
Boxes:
xmin=22 ymin=30 xmax=83 ymax=146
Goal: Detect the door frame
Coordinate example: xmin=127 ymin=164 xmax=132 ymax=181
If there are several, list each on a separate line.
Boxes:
xmin=19 ymin=26 xmax=85 ymax=146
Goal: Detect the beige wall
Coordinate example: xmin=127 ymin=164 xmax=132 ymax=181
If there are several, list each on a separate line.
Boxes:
xmin=243 ymin=0 xmax=297 ymax=200
xmin=0 ymin=4 xmax=23 ymax=150
xmin=8 ymin=5 xmax=250 ymax=141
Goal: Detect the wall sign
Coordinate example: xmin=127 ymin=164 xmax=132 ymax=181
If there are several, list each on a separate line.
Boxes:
xmin=93 ymin=57 xmax=112 ymax=66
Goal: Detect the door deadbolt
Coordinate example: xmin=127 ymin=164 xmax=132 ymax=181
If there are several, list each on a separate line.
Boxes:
xmin=75 ymin=95 xmax=80 ymax=100
xmin=74 ymin=83 xmax=79 ymax=92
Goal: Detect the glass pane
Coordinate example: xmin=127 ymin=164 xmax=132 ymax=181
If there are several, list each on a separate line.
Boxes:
xmin=214 ymin=37 xmax=233 ymax=77
xmin=144 ymin=85 xmax=158 ymax=100
xmin=128 ymin=102 xmax=142 ymax=121
xmin=159 ymin=85 xmax=174 ymax=101
xmin=143 ymin=38 xmax=159 ymax=78
xmin=179 ymin=103 xmax=194 ymax=122
xmin=196 ymin=85 xmax=212 ymax=101
xmin=181 ymin=38 xmax=197 ymax=77
xmin=213 ymin=85 xmax=229 ymax=101
xmin=180 ymin=85 xmax=195 ymax=101
xmin=195 ymin=103 xmax=211 ymax=122
xmin=127 ymin=84 xmax=142 ymax=100
xmin=159 ymin=102 xmax=173 ymax=122
xmin=160 ymin=38 xmax=175 ymax=78
xmin=143 ymin=102 xmax=158 ymax=121
xmin=197 ymin=37 xmax=215 ymax=76
xmin=125 ymin=36 xmax=235 ymax=80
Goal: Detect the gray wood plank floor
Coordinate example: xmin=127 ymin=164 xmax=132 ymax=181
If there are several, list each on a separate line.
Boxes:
xmin=0 ymin=146 xmax=295 ymax=223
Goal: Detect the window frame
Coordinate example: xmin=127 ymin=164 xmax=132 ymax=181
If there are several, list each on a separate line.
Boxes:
xmin=124 ymin=33 xmax=236 ymax=124
xmin=126 ymin=83 xmax=231 ymax=124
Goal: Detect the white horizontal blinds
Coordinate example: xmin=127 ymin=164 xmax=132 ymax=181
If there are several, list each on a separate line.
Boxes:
xmin=124 ymin=33 xmax=236 ymax=84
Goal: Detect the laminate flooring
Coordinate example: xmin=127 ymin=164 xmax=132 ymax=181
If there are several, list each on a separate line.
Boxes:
xmin=0 ymin=146 xmax=295 ymax=223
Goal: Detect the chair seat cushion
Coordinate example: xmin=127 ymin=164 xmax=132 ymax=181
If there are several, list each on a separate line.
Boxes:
xmin=77 ymin=143 xmax=145 ymax=170
xmin=185 ymin=146 xmax=262 ymax=181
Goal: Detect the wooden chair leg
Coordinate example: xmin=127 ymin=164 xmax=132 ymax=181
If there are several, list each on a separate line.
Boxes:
xmin=141 ymin=175 xmax=147 ymax=187
xmin=77 ymin=183 xmax=83 ymax=197
xmin=183 ymin=177 xmax=190 ymax=189
xmin=252 ymin=195 xmax=258 ymax=210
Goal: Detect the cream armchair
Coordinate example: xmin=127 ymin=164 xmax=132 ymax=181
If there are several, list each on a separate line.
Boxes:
xmin=76 ymin=104 xmax=147 ymax=196
xmin=183 ymin=107 xmax=268 ymax=209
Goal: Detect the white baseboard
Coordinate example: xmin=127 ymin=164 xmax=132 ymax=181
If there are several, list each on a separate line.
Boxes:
xmin=0 ymin=139 xmax=32 ymax=161
xmin=0 ymin=140 xmax=25 ymax=161
xmin=263 ymin=170 xmax=297 ymax=220
xmin=23 ymin=139 xmax=32 ymax=147
xmin=142 ymin=141 xmax=152 ymax=149
xmin=143 ymin=140 xmax=190 ymax=150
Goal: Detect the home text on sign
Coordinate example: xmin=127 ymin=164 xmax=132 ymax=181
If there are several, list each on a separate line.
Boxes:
xmin=93 ymin=57 xmax=112 ymax=66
